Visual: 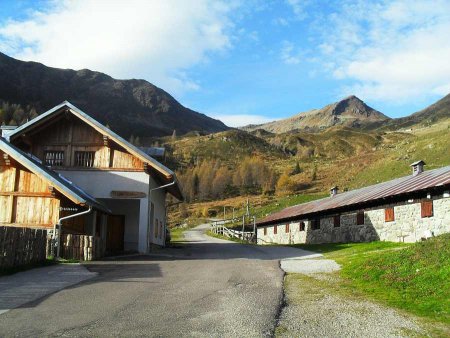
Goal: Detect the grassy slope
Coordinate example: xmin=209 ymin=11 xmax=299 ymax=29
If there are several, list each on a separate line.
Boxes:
xmin=293 ymin=234 xmax=450 ymax=325
xmin=167 ymin=119 xmax=449 ymax=227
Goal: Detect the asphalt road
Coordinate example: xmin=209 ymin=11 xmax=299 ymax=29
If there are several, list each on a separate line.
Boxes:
xmin=0 ymin=224 xmax=316 ymax=337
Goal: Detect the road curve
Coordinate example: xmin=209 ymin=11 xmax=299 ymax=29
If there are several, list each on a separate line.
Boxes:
xmin=0 ymin=224 xmax=318 ymax=337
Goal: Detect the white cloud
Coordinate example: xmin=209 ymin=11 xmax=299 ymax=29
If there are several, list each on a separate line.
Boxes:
xmin=280 ymin=40 xmax=301 ymax=65
xmin=314 ymin=0 xmax=450 ymax=102
xmin=0 ymin=0 xmax=236 ymax=96
xmin=286 ymin=0 xmax=309 ymax=20
xmin=210 ymin=114 xmax=275 ymax=127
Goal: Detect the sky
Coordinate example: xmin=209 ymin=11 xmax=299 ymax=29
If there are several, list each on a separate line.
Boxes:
xmin=1 ymin=0 xmax=450 ymax=127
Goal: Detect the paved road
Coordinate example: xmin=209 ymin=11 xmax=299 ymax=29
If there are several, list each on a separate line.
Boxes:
xmin=0 ymin=224 xmax=318 ymax=337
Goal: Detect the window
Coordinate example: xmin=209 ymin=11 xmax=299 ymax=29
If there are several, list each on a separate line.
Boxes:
xmin=285 ymin=224 xmax=290 ymax=233
xmin=264 ymin=227 xmax=267 ymax=236
xmin=356 ymin=211 xmax=365 ymax=225
xmin=44 ymin=151 xmax=64 ymax=167
xmin=421 ymin=200 xmax=433 ymax=218
xmin=385 ymin=208 xmax=395 ymax=222
xmin=274 ymin=225 xmax=278 ymax=234
xmin=299 ymin=221 xmax=305 ymax=231
xmin=333 ymin=215 xmax=340 ymax=227
xmin=74 ymin=151 xmax=95 ymax=167
xmin=311 ymin=219 xmax=320 ymax=230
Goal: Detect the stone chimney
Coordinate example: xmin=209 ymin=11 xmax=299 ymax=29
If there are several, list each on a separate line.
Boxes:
xmin=411 ymin=160 xmax=426 ymax=176
xmin=1 ymin=125 xmax=18 ymax=140
xmin=330 ymin=186 xmax=338 ymax=197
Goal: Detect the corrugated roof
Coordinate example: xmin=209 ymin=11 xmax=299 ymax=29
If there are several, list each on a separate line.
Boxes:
xmin=8 ymin=101 xmax=183 ymax=200
xmin=0 ymin=137 xmax=110 ymax=213
xmin=258 ymin=165 xmax=450 ymax=226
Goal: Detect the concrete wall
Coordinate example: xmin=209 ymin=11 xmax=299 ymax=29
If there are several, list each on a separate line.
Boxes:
xmin=57 ymin=170 xmax=167 ymax=252
xmin=257 ymin=192 xmax=450 ymax=245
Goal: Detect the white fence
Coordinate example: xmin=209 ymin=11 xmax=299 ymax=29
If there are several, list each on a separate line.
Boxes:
xmin=211 ymin=220 xmax=256 ymax=242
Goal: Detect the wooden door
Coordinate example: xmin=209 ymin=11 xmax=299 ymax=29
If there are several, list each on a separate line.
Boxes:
xmin=106 ymin=215 xmax=125 ymax=252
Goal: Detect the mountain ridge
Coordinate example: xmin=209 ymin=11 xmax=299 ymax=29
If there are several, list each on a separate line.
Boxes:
xmin=0 ymin=52 xmax=229 ymax=137
xmin=241 ymin=95 xmax=390 ymax=134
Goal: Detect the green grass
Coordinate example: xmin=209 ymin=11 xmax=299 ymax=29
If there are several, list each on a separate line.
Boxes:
xmin=206 ymin=230 xmax=250 ymax=244
xmin=254 ymin=193 xmax=326 ymax=219
xmin=292 ymin=235 xmax=450 ymax=324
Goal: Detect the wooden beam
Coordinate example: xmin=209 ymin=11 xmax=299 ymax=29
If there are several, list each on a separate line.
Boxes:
xmin=9 ymin=167 xmax=20 ymax=223
xmin=0 ymin=191 xmax=55 ymax=198
xmin=48 ymin=186 xmax=56 ymax=197
xmin=3 ymin=153 xmax=10 ymax=166
xmin=103 ymin=135 xmax=109 ymax=147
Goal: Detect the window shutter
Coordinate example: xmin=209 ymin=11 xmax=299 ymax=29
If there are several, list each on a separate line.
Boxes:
xmin=285 ymin=224 xmax=290 ymax=233
xmin=264 ymin=227 xmax=267 ymax=236
xmin=274 ymin=225 xmax=277 ymax=234
xmin=333 ymin=215 xmax=340 ymax=227
xmin=356 ymin=211 xmax=364 ymax=225
xmin=385 ymin=208 xmax=395 ymax=222
xmin=421 ymin=200 xmax=433 ymax=218
xmin=299 ymin=222 xmax=305 ymax=231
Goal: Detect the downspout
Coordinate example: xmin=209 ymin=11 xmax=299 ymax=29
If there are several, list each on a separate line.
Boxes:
xmin=54 ymin=206 xmax=93 ymax=258
xmin=148 ymin=179 xmax=176 ymax=251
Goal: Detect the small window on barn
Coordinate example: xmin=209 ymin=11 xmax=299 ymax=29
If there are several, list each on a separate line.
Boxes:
xmin=264 ymin=227 xmax=267 ymax=236
xmin=285 ymin=224 xmax=290 ymax=233
xmin=274 ymin=225 xmax=278 ymax=234
xmin=356 ymin=211 xmax=365 ymax=225
xmin=74 ymin=151 xmax=95 ymax=167
xmin=299 ymin=221 xmax=305 ymax=231
xmin=311 ymin=219 xmax=320 ymax=230
xmin=333 ymin=215 xmax=340 ymax=227
xmin=385 ymin=208 xmax=395 ymax=222
xmin=44 ymin=151 xmax=64 ymax=167
xmin=421 ymin=200 xmax=433 ymax=218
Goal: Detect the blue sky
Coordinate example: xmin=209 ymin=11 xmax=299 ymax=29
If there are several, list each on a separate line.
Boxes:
xmin=1 ymin=0 xmax=450 ymax=126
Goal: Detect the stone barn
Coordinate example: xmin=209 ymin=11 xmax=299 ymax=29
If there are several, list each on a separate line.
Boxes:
xmin=257 ymin=162 xmax=450 ymax=244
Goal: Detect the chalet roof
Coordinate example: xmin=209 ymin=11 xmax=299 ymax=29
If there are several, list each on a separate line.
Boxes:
xmin=258 ymin=165 xmax=450 ymax=226
xmin=0 ymin=137 xmax=110 ymax=213
xmin=8 ymin=101 xmax=183 ymax=200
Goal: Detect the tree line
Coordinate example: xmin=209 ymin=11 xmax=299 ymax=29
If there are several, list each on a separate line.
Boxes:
xmin=177 ymin=157 xmax=309 ymax=202
xmin=0 ymin=101 xmax=39 ymax=126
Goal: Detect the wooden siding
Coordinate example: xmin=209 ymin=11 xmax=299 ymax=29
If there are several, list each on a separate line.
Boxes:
xmin=18 ymin=113 xmax=144 ymax=170
xmin=0 ymin=158 xmax=61 ymax=228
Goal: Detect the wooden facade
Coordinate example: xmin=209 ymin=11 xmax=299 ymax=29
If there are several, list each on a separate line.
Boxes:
xmin=0 ymin=153 xmax=61 ymax=229
xmin=14 ymin=113 xmax=144 ymax=171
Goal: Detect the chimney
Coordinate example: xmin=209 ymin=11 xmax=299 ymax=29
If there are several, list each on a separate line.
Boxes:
xmin=410 ymin=160 xmax=426 ymax=176
xmin=330 ymin=186 xmax=338 ymax=197
xmin=1 ymin=125 xmax=17 ymax=140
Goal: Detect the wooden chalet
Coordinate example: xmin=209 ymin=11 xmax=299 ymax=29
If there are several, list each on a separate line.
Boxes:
xmin=2 ymin=101 xmax=182 ymax=254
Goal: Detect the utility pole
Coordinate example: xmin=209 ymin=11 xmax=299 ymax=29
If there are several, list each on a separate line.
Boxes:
xmin=223 ymin=206 xmax=226 ymax=221
xmin=246 ymin=199 xmax=250 ymax=217
xmin=242 ymin=215 xmax=245 ymax=240
xmin=253 ymin=216 xmax=256 ymax=243
xmin=232 ymin=207 xmax=235 ymax=221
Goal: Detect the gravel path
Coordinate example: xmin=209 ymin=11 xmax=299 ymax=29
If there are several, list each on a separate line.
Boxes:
xmin=276 ymin=268 xmax=424 ymax=338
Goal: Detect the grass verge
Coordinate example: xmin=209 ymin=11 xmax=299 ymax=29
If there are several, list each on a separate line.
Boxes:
xmin=206 ymin=230 xmax=251 ymax=244
xmin=291 ymin=234 xmax=450 ymax=325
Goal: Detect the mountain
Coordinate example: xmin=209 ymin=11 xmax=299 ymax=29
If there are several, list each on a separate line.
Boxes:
xmin=383 ymin=93 xmax=450 ymax=130
xmin=241 ymin=95 xmax=390 ymax=134
xmin=0 ymin=52 xmax=228 ymax=137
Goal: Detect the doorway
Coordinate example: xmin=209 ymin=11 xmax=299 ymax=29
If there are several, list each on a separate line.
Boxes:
xmin=106 ymin=215 xmax=125 ymax=253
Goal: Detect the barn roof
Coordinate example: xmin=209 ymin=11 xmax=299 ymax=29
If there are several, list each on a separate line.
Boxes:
xmin=0 ymin=137 xmax=110 ymax=213
xmin=258 ymin=165 xmax=450 ymax=226
xmin=8 ymin=101 xmax=183 ymax=200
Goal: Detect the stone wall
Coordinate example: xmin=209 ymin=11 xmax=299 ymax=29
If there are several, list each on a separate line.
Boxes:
xmin=257 ymin=193 xmax=450 ymax=245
